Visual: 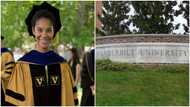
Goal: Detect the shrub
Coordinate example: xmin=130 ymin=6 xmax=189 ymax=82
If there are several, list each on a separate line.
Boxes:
xmin=96 ymin=60 xmax=189 ymax=73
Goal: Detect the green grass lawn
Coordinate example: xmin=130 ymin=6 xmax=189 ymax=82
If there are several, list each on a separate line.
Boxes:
xmin=96 ymin=63 xmax=189 ymax=106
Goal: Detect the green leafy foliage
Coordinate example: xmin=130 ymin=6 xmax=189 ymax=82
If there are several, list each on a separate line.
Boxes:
xmin=98 ymin=1 xmax=131 ymax=35
xmin=131 ymin=1 xmax=177 ymax=34
xmin=96 ymin=60 xmax=189 ymax=73
xmin=98 ymin=1 xmax=189 ymax=36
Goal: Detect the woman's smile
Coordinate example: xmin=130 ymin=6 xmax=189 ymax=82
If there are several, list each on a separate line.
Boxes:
xmin=38 ymin=37 xmax=51 ymax=48
xmin=40 ymin=37 xmax=50 ymax=44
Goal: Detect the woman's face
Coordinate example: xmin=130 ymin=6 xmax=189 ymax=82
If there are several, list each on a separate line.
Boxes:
xmin=68 ymin=50 xmax=74 ymax=60
xmin=32 ymin=17 xmax=54 ymax=50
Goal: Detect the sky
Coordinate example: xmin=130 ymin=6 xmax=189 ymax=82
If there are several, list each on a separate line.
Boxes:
xmin=172 ymin=1 xmax=187 ymax=34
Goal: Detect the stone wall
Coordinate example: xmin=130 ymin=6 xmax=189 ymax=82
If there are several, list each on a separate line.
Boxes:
xmin=96 ymin=34 xmax=189 ymax=44
xmin=96 ymin=34 xmax=189 ymax=64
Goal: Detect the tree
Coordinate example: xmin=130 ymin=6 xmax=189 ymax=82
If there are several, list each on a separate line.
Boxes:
xmin=98 ymin=1 xmax=131 ymax=36
xmin=1 ymin=1 xmax=34 ymax=49
xmin=98 ymin=1 xmax=189 ymax=36
xmin=174 ymin=1 xmax=189 ymax=34
xmin=131 ymin=1 xmax=177 ymax=34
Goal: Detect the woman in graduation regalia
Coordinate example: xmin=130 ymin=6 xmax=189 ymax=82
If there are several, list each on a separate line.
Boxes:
xmin=81 ymin=49 xmax=95 ymax=106
xmin=68 ymin=48 xmax=81 ymax=87
xmin=5 ymin=2 xmax=78 ymax=106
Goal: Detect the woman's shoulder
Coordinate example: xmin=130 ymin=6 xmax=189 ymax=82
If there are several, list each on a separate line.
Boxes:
xmin=18 ymin=50 xmax=35 ymax=61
